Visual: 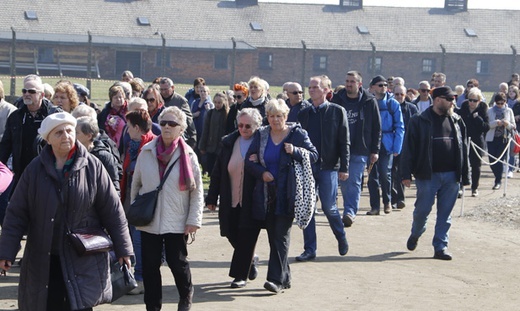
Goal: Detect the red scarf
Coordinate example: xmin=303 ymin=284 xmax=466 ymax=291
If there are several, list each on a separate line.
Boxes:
xmin=120 ymin=131 xmax=155 ymax=203
xmin=156 ymin=135 xmax=195 ymax=191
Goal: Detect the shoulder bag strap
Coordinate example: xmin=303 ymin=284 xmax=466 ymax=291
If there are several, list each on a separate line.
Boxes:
xmin=156 ymin=156 xmax=180 ymax=192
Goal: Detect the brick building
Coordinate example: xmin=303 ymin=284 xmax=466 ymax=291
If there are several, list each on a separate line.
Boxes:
xmin=0 ymin=0 xmax=519 ymax=91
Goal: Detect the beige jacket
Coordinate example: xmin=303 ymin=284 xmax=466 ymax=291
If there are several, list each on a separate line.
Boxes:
xmin=131 ymin=137 xmax=203 ymax=234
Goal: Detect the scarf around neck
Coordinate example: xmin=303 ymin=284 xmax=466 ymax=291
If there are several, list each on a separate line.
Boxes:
xmin=156 ymin=135 xmax=195 ymax=191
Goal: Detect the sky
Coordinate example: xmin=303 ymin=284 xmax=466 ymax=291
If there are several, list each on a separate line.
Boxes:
xmin=259 ymin=0 xmax=520 ymax=10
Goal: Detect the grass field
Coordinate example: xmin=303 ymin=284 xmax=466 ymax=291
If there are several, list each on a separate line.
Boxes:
xmin=0 ymin=75 xmax=494 ymax=106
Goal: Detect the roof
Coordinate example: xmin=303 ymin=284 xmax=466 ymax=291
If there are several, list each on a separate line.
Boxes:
xmin=0 ymin=0 xmax=519 ymax=54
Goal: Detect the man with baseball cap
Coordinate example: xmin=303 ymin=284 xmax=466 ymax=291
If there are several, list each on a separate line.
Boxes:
xmin=400 ymin=86 xmax=470 ymax=260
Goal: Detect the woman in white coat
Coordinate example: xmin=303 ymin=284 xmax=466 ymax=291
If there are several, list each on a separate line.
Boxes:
xmin=131 ymin=106 xmax=203 ymax=311
xmin=486 ymin=92 xmax=516 ymax=190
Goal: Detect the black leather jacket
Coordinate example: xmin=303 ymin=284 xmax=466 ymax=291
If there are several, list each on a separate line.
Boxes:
xmin=400 ymin=107 xmax=470 ymax=185
xmin=331 ymin=87 xmax=381 ymax=156
xmin=297 ymin=101 xmax=350 ymax=172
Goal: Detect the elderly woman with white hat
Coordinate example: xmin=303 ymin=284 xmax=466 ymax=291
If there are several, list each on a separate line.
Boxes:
xmin=0 ymin=112 xmax=133 ymax=311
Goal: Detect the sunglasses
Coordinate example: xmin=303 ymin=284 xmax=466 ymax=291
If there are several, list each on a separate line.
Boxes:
xmin=495 ymin=101 xmax=505 ymax=105
xmin=159 ymin=120 xmax=180 ymax=127
xmin=22 ymin=88 xmax=38 ymax=94
xmin=145 ymin=97 xmax=156 ymax=103
xmin=377 ymin=83 xmax=388 ymax=87
xmin=439 ymin=96 xmax=455 ymax=102
xmin=394 ymin=93 xmax=405 ymax=96
xmin=420 ymin=89 xmax=430 ymax=93
xmin=468 ymin=99 xmax=479 ymax=103
xmin=290 ymin=91 xmax=304 ymax=95
xmin=233 ymin=95 xmax=243 ymax=99
xmin=238 ymin=123 xmax=252 ymax=129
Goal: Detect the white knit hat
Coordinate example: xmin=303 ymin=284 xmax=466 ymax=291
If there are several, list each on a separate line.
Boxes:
xmin=38 ymin=112 xmax=77 ymax=141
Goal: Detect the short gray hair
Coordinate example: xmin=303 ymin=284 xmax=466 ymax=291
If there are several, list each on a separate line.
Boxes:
xmin=72 ymin=104 xmax=97 ymax=119
xmin=76 ymin=116 xmax=99 ymax=141
xmin=237 ymin=108 xmax=263 ymax=128
xmin=265 ymin=99 xmax=289 ymax=117
xmin=159 ymin=106 xmax=187 ymax=132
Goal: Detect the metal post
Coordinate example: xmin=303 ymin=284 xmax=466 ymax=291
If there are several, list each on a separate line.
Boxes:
xmin=87 ymin=31 xmax=92 ymax=93
xmin=301 ymin=40 xmax=307 ymax=88
xmin=511 ymin=45 xmax=517 ymax=75
xmin=10 ymin=27 xmax=16 ymax=97
xmin=161 ymin=33 xmax=166 ymax=76
xmin=440 ymin=44 xmax=446 ymax=73
xmin=230 ymin=37 xmax=236 ymax=89
xmin=370 ymin=42 xmax=376 ymax=77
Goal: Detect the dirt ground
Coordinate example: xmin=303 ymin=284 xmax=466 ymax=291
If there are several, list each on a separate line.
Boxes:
xmin=1 ymin=166 xmax=520 ymax=311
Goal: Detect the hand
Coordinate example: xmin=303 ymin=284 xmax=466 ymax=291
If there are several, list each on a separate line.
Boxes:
xmin=207 ymin=204 xmax=216 ymax=211
xmin=497 ymin=120 xmax=503 ymax=126
xmin=284 ymin=143 xmax=294 ymax=154
xmin=262 ymin=171 xmax=274 ymax=182
xmin=249 ymin=154 xmax=258 ymax=163
xmin=0 ymin=260 xmax=12 ymax=273
xmin=193 ymin=111 xmax=200 ymax=118
xmin=502 ymin=119 xmax=509 ymax=127
xmin=205 ymin=103 xmax=210 ymax=110
xmin=370 ymin=153 xmax=379 ymax=164
xmin=184 ymin=225 xmax=199 ymax=235
xmin=473 ymin=112 xmax=479 ymax=118
xmin=393 ymin=153 xmax=399 ymax=157
xmin=338 ymin=172 xmax=349 ymax=181
xmin=118 ymin=256 xmax=131 ymax=268
xmin=402 ymin=179 xmax=411 ymax=187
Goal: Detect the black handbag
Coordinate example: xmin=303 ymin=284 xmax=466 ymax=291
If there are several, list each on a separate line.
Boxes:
xmin=111 ymin=261 xmax=138 ymax=302
xmin=127 ymin=158 xmax=178 ymax=226
xmin=67 ymin=227 xmax=113 ymax=256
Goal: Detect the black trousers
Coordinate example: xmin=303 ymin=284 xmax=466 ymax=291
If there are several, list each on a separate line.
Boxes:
xmin=227 ymin=205 xmax=261 ymax=280
xmin=47 ymin=255 xmax=93 ymax=311
xmin=141 ymin=232 xmax=192 ymax=311
xmin=265 ymin=207 xmax=293 ymax=287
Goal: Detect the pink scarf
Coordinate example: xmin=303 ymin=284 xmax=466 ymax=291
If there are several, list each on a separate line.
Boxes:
xmin=156 ymin=136 xmax=195 ymax=191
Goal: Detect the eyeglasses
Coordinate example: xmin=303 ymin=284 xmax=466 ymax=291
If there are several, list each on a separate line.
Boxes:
xmin=377 ymin=83 xmax=388 ymax=87
xmin=394 ymin=93 xmax=405 ymax=96
xmin=290 ymin=91 xmax=304 ymax=95
xmin=145 ymin=98 xmax=156 ymax=103
xmin=495 ymin=101 xmax=505 ymax=105
xmin=238 ymin=123 xmax=252 ymax=129
xmin=22 ymin=88 xmax=38 ymax=94
xmin=439 ymin=96 xmax=455 ymax=102
xmin=233 ymin=95 xmax=243 ymax=99
xmin=420 ymin=89 xmax=430 ymax=93
xmin=159 ymin=120 xmax=180 ymax=127
xmin=468 ymin=99 xmax=479 ymax=103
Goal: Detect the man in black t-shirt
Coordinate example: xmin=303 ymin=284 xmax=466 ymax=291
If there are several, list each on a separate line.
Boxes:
xmin=400 ymin=86 xmax=470 ymax=261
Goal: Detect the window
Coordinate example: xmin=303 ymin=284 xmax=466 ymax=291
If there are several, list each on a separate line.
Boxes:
xmin=214 ymin=54 xmax=228 ymax=70
xmin=476 ymin=60 xmax=489 ymax=74
xmin=422 ymin=58 xmax=435 ymax=73
xmin=155 ymin=50 xmax=171 ymax=67
xmin=368 ymin=56 xmax=382 ymax=74
xmin=258 ymin=53 xmax=273 ymax=70
xmin=313 ymin=55 xmax=328 ymax=71
xmin=38 ymin=47 xmax=54 ymax=63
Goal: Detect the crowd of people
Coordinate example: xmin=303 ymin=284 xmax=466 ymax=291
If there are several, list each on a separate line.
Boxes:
xmin=0 ymin=69 xmax=519 ymax=310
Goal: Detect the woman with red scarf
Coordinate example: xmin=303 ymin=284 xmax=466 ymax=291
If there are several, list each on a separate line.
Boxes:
xmin=98 ymin=85 xmax=128 ymax=148
xmin=120 ymin=108 xmax=156 ymax=295
xmin=131 ymin=106 xmax=203 ymax=311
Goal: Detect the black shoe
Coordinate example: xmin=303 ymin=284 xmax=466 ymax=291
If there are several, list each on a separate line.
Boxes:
xmin=433 ymin=249 xmax=452 ymax=261
xmin=338 ymin=237 xmax=349 ymax=256
xmin=295 ymin=252 xmax=316 ymax=262
xmin=342 ymin=214 xmax=354 ymax=227
xmin=178 ymin=288 xmax=193 ymax=311
xmin=366 ymin=209 xmax=380 ymax=215
xmin=264 ymin=281 xmax=282 ymax=294
xmin=396 ymin=201 xmax=406 ymax=209
xmin=248 ymin=255 xmax=259 ymax=280
xmin=492 ymin=183 xmax=501 ymax=190
xmin=407 ymin=235 xmax=419 ymax=251
xmin=230 ymin=279 xmax=247 ymax=288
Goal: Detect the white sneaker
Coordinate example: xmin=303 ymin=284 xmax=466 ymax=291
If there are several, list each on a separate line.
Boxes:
xmin=507 ymin=171 xmax=513 ymax=178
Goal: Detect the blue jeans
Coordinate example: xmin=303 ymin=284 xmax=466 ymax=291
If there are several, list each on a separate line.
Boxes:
xmin=488 ymin=137 xmax=508 ymax=184
xmin=410 ymin=171 xmax=459 ymax=252
xmin=339 ymin=155 xmax=368 ymax=218
xmin=368 ymin=148 xmax=393 ymax=210
xmin=129 ymin=225 xmax=143 ymax=281
xmin=302 ymin=170 xmax=346 ymax=254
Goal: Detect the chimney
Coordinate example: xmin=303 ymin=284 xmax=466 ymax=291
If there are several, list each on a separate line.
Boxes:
xmin=340 ymin=0 xmax=363 ymax=8
xmin=444 ymin=0 xmax=468 ymax=11
xmin=236 ymin=0 xmax=258 ymax=6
